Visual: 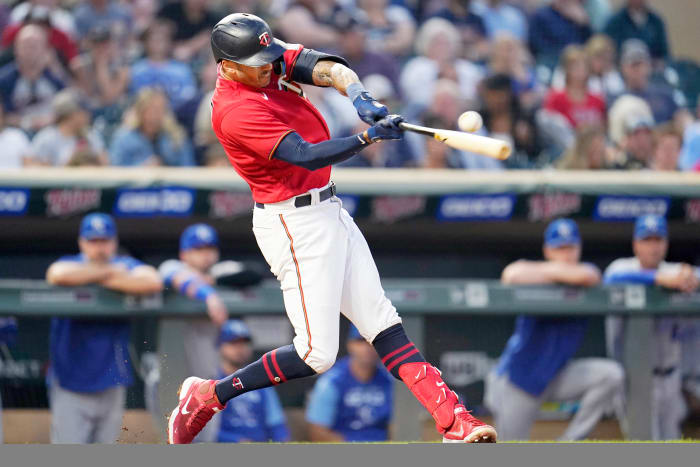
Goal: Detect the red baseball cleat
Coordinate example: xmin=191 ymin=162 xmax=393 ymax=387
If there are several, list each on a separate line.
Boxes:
xmin=167 ymin=377 xmax=225 ymax=444
xmin=442 ymin=405 xmax=497 ymax=443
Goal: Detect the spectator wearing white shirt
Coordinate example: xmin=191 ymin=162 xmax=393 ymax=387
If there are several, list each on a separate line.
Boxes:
xmin=0 ymin=100 xmax=30 ymax=168
xmin=25 ymin=89 xmax=106 ymax=166
xmin=400 ymin=18 xmax=483 ymax=111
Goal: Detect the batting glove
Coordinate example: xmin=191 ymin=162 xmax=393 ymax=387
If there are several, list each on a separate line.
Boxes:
xmin=364 ymin=115 xmax=404 ymax=143
xmin=353 ymin=91 xmax=389 ymax=125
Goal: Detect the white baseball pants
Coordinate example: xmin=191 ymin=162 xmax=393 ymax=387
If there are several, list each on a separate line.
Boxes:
xmin=251 ymin=185 xmax=401 ymax=373
xmin=484 ymin=358 xmax=625 ymax=441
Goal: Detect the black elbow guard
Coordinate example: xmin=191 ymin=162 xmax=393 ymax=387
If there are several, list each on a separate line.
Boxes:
xmin=291 ymin=48 xmax=349 ymax=85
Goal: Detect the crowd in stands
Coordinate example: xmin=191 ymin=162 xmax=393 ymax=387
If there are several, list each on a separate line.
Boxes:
xmin=0 ymin=0 xmax=699 ymax=171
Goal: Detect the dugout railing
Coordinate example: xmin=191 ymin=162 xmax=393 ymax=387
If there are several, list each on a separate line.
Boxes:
xmin=1 ymin=279 xmax=699 ymax=441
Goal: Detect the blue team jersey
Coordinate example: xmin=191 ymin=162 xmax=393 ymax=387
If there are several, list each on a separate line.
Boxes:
xmin=306 ymin=357 xmax=393 ymax=442
xmin=495 ymin=316 xmax=588 ymax=396
xmin=49 ymin=254 xmax=142 ymax=393
xmin=216 ymin=372 xmax=289 ymax=443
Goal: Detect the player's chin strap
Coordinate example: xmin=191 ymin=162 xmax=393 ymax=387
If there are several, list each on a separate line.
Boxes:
xmin=275 ymin=59 xmax=305 ymax=97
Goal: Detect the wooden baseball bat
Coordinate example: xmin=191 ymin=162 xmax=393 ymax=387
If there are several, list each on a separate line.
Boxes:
xmin=398 ymin=122 xmax=512 ymax=160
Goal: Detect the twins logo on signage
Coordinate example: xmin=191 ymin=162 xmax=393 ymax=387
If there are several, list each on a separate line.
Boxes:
xmin=594 ymin=196 xmax=669 ymax=221
xmin=113 ymin=187 xmax=194 ymax=217
xmin=45 ymin=189 xmax=101 ymax=217
xmin=685 ymin=199 xmax=700 ymax=223
xmin=0 ymin=188 xmax=29 ymax=215
xmin=371 ymin=195 xmax=426 ymax=223
xmin=437 ymin=194 xmax=515 ymax=221
xmin=528 ymin=193 xmax=582 ymax=221
xmin=208 ymin=191 xmax=254 ymax=219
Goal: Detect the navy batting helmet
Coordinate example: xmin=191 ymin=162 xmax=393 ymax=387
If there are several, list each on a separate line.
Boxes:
xmin=211 ymin=13 xmax=285 ymax=66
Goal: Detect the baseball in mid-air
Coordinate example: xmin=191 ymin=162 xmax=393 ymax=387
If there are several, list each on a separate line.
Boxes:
xmin=458 ymin=111 xmax=483 ymax=133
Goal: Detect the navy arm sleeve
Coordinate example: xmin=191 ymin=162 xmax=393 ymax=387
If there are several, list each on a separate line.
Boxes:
xmin=273 ymin=131 xmax=367 ymax=170
xmin=291 ymin=48 xmax=349 ymax=85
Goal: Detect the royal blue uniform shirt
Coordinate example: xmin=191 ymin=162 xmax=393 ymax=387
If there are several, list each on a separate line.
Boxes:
xmin=49 ymin=254 xmax=141 ymax=393
xmin=306 ymin=357 xmax=393 ymax=442
xmin=216 ymin=369 xmax=290 ymax=443
xmin=495 ymin=316 xmax=588 ymax=396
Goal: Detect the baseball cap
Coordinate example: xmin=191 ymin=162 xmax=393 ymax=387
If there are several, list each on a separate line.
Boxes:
xmin=347 ymin=324 xmax=364 ymax=342
xmin=218 ymin=319 xmax=252 ymax=345
xmin=180 ymin=224 xmax=219 ymax=251
xmin=544 ymin=218 xmax=581 ymax=247
xmin=80 ymin=213 xmax=116 ymax=239
xmin=621 ymin=39 xmax=651 ymax=64
xmin=624 ymin=113 xmax=655 ymax=134
xmin=634 ymin=214 xmax=667 ymax=239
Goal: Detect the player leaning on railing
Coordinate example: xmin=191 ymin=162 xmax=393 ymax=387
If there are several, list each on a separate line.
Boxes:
xmin=166 ymin=13 xmax=496 ymax=444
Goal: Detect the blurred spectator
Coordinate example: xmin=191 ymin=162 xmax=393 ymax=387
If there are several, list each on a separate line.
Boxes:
xmin=651 ymin=124 xmax=681 ymax=171
xmin=276 ymin=0 xmax=340 ymax=50
xmin=485 ymin=219 xmax=623 ymax=441
xmin=358 ymin=0 xmax=416 ymax=58
xmin=203 ymin=145 xmax=230 ymax=167
xmin=529 ymin=0 xmax=592 ymax=69
xmin=157 ymin=0 xmax=220 ymax=63
xmin=407 ymin=79 xmax=501 ymax=170
xmin=210 ymin=320 xmax=290 ymax=443
xmin=0 ymin=25 xmax=66 ymax=133
xmin=129 ymin=20 xmax=198 ymax=111
xmin=0 ymin=99 xmax=30 ymax=168
xmin=333 ymin=9 xmax=400 ymax=93
xmin=543 ymin=46 xmax=606 ymax=131
xmin=9 ymin=0 xmax=76 ymax=38
xmin=306 ymin=325 xmax=394 ymax=442
xmin=0 ymin=317 xmax=18 ymax=443
xmin=73 ymin=0 xmax=133 ymax=44
xmin=25 ymin=90 xmax=107 ymax=167
xmin=552 ymin=35 xmax=625 ymax=99
xmin=607 ymin=93 xmax=652 ymax=147
xmin=608 ymin=113 xmax=654 ymax=169
xmin=488 ymin=34 xmax=541 ymax=110
xmin=129 ymin=0 xmax=159 ymax=36
xmin=605 ymin=215 xmax=698 ymax=440
xmin=65 ymin=147 xmax=107 ymax=167
xmin=431 ymin=0 xmax=489 ymax=62
xmin=472 ymin=0 xmax=528 ymax=42
xmin=584 ymin=35 xmax=624 ymax=98
xmin=109 ymin=88 xmax=195 ymax=166
xmin=613 ymin=39 xmax=679 ymax=125
xmin=556 ymin=125 xmax=608 ymax=169
xmin=1 ymin=5 xmax=79 ymax=70
xmin=400 ymin=18 xmax=484 ymax=110
xmin=338 ymin=74 xmax=413 ymax=167
xmin=479 ymin=73 xmax=539 ymax=168
xmin=603 ymin=0 xmax=669 ymax=65
xmin=421 ymin=113 xmax=454 ymax=169
xmin=680 ymin=102 xmax=700 ymax=171
xmin=69 ymin=25 xmax=130 ymax=140
xmin=584 ymin=0 xmax=612 ymax=31
xmin=45 ymin=213 xmax=162 ymax=443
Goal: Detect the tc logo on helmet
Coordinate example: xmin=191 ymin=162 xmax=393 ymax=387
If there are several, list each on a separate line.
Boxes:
xmin=258 ymin=32 xmax=271 ymax=46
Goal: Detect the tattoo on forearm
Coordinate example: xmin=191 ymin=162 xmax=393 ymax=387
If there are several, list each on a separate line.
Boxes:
xmin=311 ymin=60 xmax=334 ymax=87
xmin=312 ymin=61 xmax=361 ymax=96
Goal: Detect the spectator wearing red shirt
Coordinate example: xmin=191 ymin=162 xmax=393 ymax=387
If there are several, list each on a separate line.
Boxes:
xmin=544 ymin=45 xmax=605 ymax=130
xmin=2 ymin=6 xmax=78 ymax=69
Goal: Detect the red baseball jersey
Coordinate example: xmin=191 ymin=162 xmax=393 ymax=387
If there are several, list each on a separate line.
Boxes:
xmin=211 ymin=45 xmax=332 ymax=203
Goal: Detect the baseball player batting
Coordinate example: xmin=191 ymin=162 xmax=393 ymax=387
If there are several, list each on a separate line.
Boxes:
xmin=167 ymin=13 xmax=496 ymax=444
